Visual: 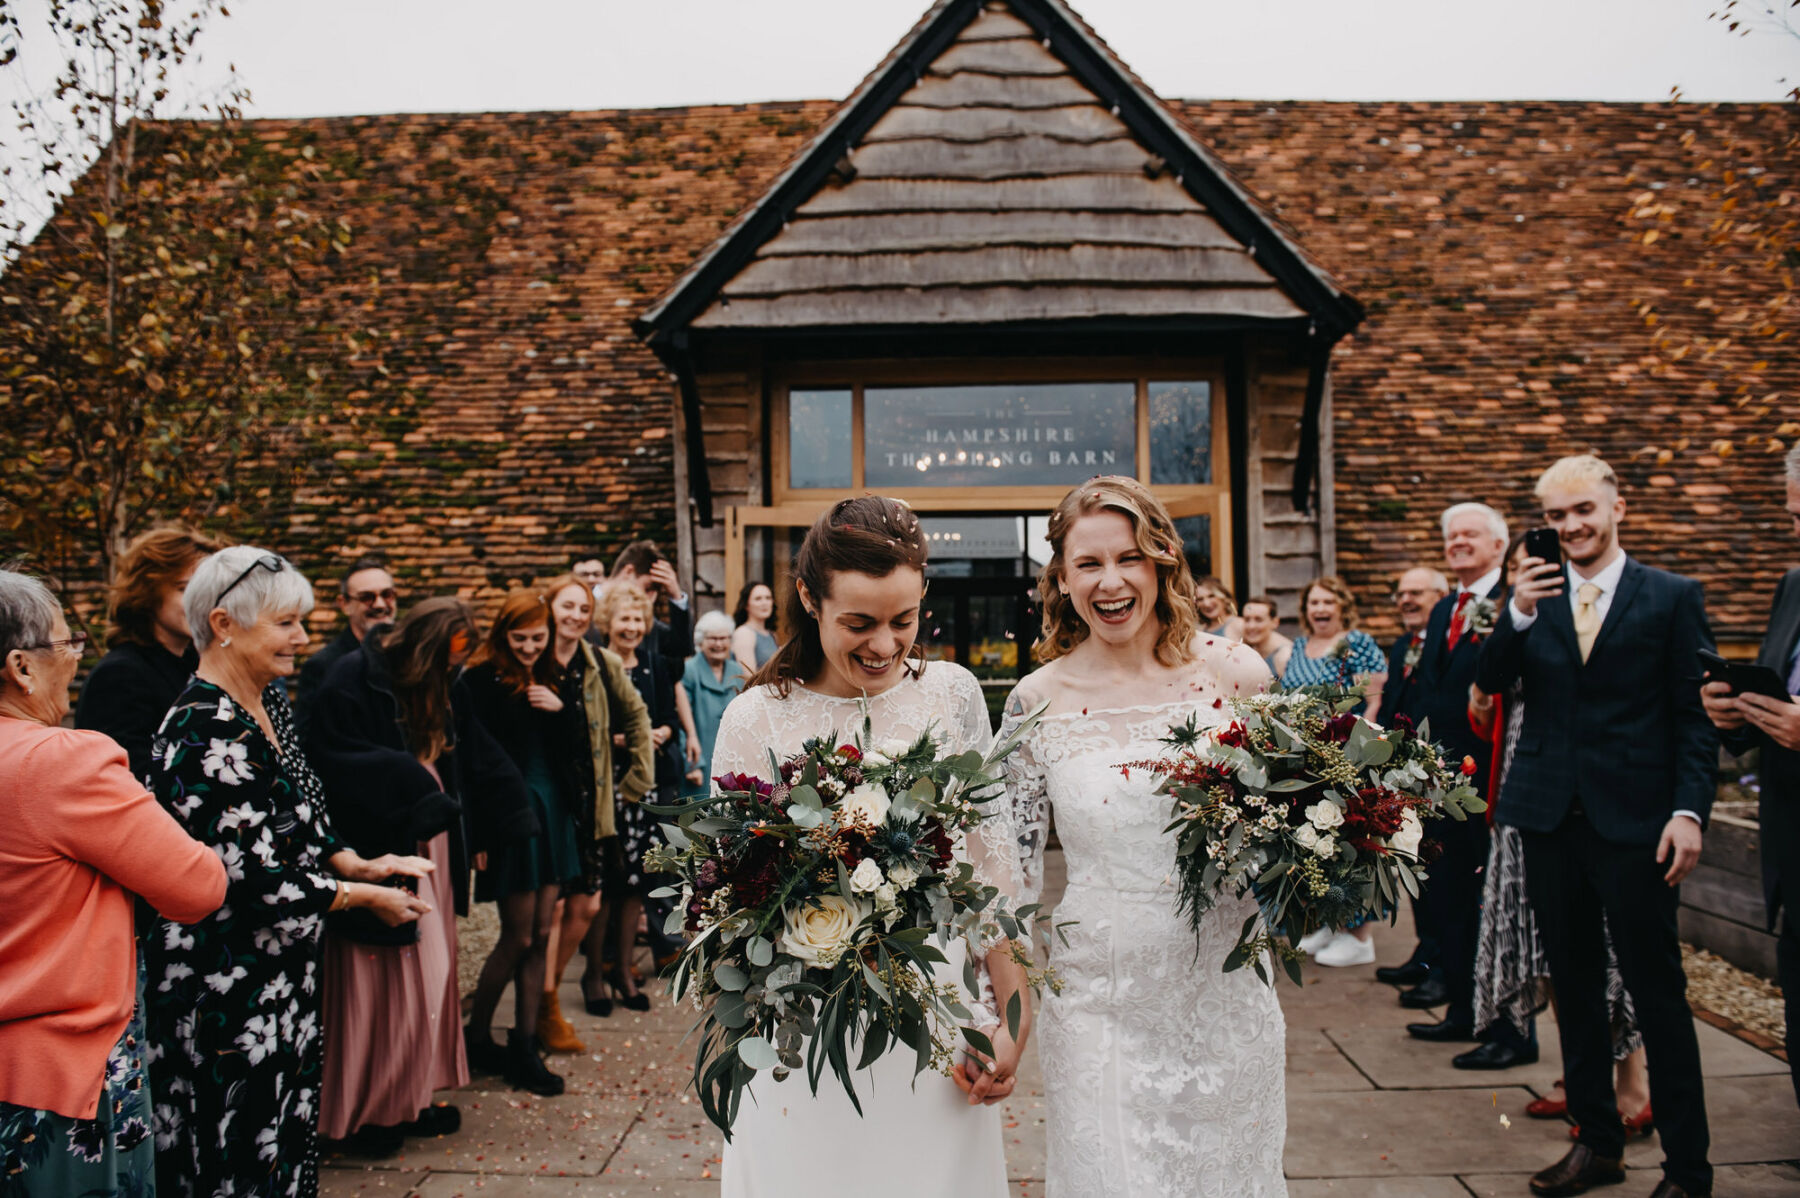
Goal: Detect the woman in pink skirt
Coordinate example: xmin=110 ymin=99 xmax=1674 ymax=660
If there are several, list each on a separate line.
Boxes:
xmin=304 ymin=599 xmax=538 ymax=1155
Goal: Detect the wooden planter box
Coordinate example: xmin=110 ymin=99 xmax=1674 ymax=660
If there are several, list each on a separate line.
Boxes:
xmin=1677 ymin=811 xmax=1777 ymax=980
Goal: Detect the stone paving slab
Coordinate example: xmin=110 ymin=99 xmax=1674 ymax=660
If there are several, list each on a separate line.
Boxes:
xmin=1288 ymin=1027 xmax=1377 ymax=1093
xmin=316 ymin=1168 xmax=426 ymax=1195
xmin=411 ymin=1175 xmax=715 ymax=1197
xmin=1289 ymin=1178 xmax=1470 ymax=1198
xmin=1326 ymin=1025 xmax=1566 ymax=1093
xmin=1620 ymin=1072 xmax=1800 ymax=1167
xmin=1462 ymin=1162 xmax=1800 ymax=1198
xmin=1284 ymin=1087 xmax=1577 ymax=1178
xmin=593 ymin=1097 xmax=720 ymax=1186
xmin=397 ymin=1094 xmax=640 ymax=1178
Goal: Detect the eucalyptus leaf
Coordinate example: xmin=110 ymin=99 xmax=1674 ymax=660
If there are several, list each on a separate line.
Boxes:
xmin=736 ymin=1035 xmax=780 ymax=1071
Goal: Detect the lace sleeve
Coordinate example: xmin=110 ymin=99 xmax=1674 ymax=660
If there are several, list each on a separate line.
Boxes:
xmin=707 ymin=687 xmax=773 ymax=786
xmin=995 ymin=682 xmax=1050 ymax=908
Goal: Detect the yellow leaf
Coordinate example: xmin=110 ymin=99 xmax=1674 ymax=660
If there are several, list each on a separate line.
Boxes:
xmin=1642 ymin=229 xmax=1659 ymax=246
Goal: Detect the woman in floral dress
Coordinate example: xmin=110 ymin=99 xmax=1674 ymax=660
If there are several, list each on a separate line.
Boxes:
xmin=144 ymin=547 xmax=435 ymax=1198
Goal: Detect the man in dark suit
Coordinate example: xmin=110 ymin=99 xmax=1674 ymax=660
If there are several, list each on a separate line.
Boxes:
xmin=1400 ymin=506 xmax=1509 ymax=1052
xmin=294 ymin=554 xmax=397 ymax=726
xmin=1375 ymin=565 xmax=1449 ymax=988
xmin=610 ymin=540 xmax=692 ymax=662
xmin=1478 ymin=455 xmax=1715 ymax=1198
xmin=1701 ymin=444 xmax=1800 ymax=1110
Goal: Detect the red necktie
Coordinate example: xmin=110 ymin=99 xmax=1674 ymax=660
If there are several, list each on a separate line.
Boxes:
xmin=1446 ymin=590 xmax=1474 ymax=646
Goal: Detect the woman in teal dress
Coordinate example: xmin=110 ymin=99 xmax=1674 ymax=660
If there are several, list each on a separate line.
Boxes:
xmin=459 ymin=591 xmax=586 ymax=1096
xmin=680 ymin=610 xmax=747 ymax=797
xmin=1278 ymin=575 xmax=1389 ymax=723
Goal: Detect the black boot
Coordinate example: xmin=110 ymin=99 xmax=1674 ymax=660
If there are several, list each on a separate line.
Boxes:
xmin=463 ymin=1025 xmax=508 ymax=1075
xmin=504 ymin=1029 xmax=565 ymax=1097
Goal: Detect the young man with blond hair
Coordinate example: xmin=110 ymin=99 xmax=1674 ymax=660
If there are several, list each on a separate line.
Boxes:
xmin=1478 ymin=454 xmax=1716 ymax=1198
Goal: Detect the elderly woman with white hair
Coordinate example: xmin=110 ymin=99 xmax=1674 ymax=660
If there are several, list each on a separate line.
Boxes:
xmin=0 ymin=570 xmax=226 ymax=1198
xmin=680 ymin=609 xmax=748 ymax=797
xmin=142 ymin=546 xmax=435 ymax=1198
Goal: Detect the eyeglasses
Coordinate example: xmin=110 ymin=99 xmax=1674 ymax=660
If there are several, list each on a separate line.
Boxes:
xmin=215 ymin=554 xmax=286 ymax=606
xmin=22 ymin=630 xmax=89 ymax=654
xmin=348 ymin=588 xmax=399 ymax=606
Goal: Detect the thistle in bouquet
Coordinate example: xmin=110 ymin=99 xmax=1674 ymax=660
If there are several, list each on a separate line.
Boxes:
xmin=646 ymin=705 xmax=1057 ymax=1136
xmin=1132 ymin=686 xmax=1485 ymax=985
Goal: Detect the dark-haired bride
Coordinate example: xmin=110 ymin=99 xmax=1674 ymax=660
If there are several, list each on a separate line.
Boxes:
xmin=709 ymin=496 xmax=1023 ymax=1198
xmin=1000 ymin=476 xmax=1283 ymax=1198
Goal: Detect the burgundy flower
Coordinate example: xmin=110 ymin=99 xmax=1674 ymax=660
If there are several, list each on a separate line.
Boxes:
xmin=714 ymin=772 xmax=775 ymax=799
xmin=838 ymin=744 xmax=862 ymax=763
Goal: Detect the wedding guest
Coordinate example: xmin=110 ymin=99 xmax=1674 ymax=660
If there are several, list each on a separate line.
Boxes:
xmin=459 ymin=591 xmax=588 ymax=1092
xmin=0 ymin=570 xmax=226 ymax=1198
xmin=593 ymin=580 xmax=689 ymax=1008
xmin=1372 ymin=564 xmax=1449 ymax=989
xmin=1281 ymin=576 xmax=1388 ymax=967
xmin=306 ymin=597 xmax=535 ymax=1136
xmin=1470 ymin=540 xmax=1653 ymax=1118
xmin=74 ymin=524 xmax=218 ymax=781
xmin=1478 ymin=455 xmax=1716 ymax=1198
xmin=1238 ymin=595 xmax=1291 ymax=678
xmin=730 ymin=580 xmax=779 ymax=672
xmin=1195 ymin=575 xmax=1245 ymax=639
xmin=144 ymin=545 xmax=436 ymax=1198
xmin=1400 ymin=504 xmax=1507 ymax=1035
xmin=611 ymin=539 xmax=693 ymax=662
xmin=683 ymin=610 xmax=748 ymax=797
xmin=532 ymin=576 xmax=654 ymax=1037
xmin=1702 ymin=440 xmax=1800 ymax=1109
xmin=296 ymin=553 xmax=398 ymax=721
xmin=572 ymin=554 xmax=607 ymax=594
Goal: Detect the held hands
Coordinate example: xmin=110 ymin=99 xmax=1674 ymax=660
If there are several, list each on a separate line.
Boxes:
xmin=952 ymin=1024 xmax=1024 ymax=1106
xmin=1656 ymin=816 xmax=1704 ymax=886
xmin=1510 ymin=557 xmax=1565 ymax=618
xmin=337 ymin=851 xmax=435 ymax=884
xmin=1700 ymin=680 xmax=1749 ymax=731
xmin=1739 ymin=691 xmax=1800 ymax=751
xmin=362 ymin=883 xmax=433 ymax=928
xmin=526 ymin=684 xmax=564 ymax=713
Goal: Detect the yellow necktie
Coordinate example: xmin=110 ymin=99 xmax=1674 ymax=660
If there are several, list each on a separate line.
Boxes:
xmin=1574 ymin=582 xmax=1602 ymax=662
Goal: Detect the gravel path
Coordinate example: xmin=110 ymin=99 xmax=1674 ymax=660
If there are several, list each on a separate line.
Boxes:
xmin=1685 ymin=943 xmax=1786 ymax=1046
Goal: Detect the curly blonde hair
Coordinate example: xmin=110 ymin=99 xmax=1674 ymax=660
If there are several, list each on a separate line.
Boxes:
xmin=1034 ymin=476 xmax=1201 ymax=667
xmin=593 ymin=578 xmax=653 ymax=639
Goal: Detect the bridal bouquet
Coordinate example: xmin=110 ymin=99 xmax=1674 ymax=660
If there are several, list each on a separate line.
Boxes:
xmin=1135 ymin=688 xmax=1485 ymax=984
xmin=646 ymin=708 xmax=1051 ymax=1137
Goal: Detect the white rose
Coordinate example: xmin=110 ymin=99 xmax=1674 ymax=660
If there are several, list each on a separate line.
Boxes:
xmin=887 ymin=861 xmax=921 ymax=890
xmin=1389 ymin=809 xmax=1424 ymax=858
xmin=1305 ymin=799 xmax=1345 ymax=831
xmin=860 ymin=749 xmax=891 ymax=768
xmin=849 ymin=857 xmax=884 ymax=894
xmin=1314 ymin=833 xmax=1339 ymax=859
xmin=838 ymin=783 xmax=892 ymax=828
xmin=779 ymin=895 xmax=870 ymax=967
xmin=878 ymin=737 xmax=912 ymax=759
xmin=1293 ymin=824 xmax=1320 ymax=850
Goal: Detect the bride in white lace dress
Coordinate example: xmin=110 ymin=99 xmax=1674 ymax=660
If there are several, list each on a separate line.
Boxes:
xmin=710 ymin=498 xmax=1023 ymax=1198
xmin=999 ymin=477 xmax=1287 ymax=1198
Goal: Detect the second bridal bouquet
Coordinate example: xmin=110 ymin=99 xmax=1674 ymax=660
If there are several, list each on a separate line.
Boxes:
xmin=1133 ymin=688 xmax=1486 ymax=984
xmin=646 ymin=707 xmax=1051 ymax=1137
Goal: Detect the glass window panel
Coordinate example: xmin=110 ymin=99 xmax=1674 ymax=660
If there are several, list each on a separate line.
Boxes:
xmin=1173 ymin=514 xmax=1213 ymax=581
xmin=788 ymin=389 xmax=853 ymax=490
xmin=1149 ymin=380 xmax=1212 ymax=486
xmin=864 ymin=382 xmax=1135 ymax=488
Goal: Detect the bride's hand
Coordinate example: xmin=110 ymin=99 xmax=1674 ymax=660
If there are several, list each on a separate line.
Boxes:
xmin=952 ymin=1026 xmax=1024 ymax=1106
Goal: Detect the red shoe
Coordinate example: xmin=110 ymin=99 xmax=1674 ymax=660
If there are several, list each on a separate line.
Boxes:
xmin=1569 ymin=1104 xmax=1654 ymax=1141
xmin=1526 ymin=1080 xmax=1567 ymax=1119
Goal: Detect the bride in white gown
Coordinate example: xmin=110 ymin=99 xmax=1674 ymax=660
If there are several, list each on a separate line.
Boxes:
xmin=998 ymin=476 xmax=1288 ymax=1198
xmin=709 ymin=497 xmax=1024 ymax=1198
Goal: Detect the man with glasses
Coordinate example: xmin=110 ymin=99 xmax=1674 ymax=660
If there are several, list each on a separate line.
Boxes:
xmin=296 ymin=554 xmax=399 ymax=721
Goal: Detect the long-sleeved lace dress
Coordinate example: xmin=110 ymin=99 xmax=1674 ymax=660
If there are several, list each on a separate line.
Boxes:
xmin=1000 ymin=648 xmax=1287 ymax=1198
xmin=708 ymin=661 xmax=1011 ymax=1198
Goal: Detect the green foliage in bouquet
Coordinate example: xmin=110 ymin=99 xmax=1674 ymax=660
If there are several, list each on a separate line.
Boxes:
xmin=646 ymin=704 xmax=1055 ymax=1137
xmin=1139 ymin=687 xmax=1486 ymax=985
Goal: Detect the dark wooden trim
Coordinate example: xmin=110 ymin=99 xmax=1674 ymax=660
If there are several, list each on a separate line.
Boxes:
xmin=1225 ymin=343 xmax=1251 ymax=598
xmin=1290 ymin=335 xmax=1332 ymax=515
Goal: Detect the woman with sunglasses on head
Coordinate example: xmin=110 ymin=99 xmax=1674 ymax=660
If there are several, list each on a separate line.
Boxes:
xmin=305 ymin=596 xmax=541 ymax=1126
xmin=143 ymin=546 xmax=440 ymax=1198
xmin=0 ymin=570 xmax=227 ymax=1198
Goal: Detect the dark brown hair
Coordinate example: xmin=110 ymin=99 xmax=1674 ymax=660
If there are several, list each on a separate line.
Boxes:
xmin=1243 ymin=594 xmax=1278 ymax=619
xmin=611 ymin=540 xmax=662 ymax=579
xmin=1035 ymin=476 xmax=1200 ymax=667
xmin=339 ymin=553 xmax=390 ymax=597
xmin=469 ymin=589 xmax=550 ymax=695
xmin=732 ymin=580 xmax=779 ymax=637
xmin=1300 ymin=575 xmax=1360 ymax=636
xmin=380 ymin=596 xmax=476 ymax=762
xmin=108 ymin=525 xmax=220 ymax=647
xmin=749 ymin=497 xmax=929 ymax=698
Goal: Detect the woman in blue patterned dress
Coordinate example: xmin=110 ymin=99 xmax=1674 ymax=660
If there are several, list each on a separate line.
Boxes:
xmin=1280 ymin=575 xmax=1391 ymax=967
xmin=144 ymin=547 xmax=437 ymax=1198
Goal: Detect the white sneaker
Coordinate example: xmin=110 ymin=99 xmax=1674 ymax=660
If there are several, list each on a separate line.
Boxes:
xmin=1313 ymin=932 xmax=1377 ymax=968
xmin=1296 ymin=927 xmax=1335 ymax=956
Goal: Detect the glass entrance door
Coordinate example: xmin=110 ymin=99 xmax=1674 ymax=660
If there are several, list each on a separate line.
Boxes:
xmin=915 ymin=515 xmax=1043 ymax=726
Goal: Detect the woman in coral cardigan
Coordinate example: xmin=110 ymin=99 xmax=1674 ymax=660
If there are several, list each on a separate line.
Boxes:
xmin=0 ymin=570 xmax=228 ymax=1198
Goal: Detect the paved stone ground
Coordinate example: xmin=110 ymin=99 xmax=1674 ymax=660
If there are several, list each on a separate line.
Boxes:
xmin=323 ymin=850 xmax=1800 ymax=1197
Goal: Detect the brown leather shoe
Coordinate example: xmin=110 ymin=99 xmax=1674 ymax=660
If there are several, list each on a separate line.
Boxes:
xmin=1528 ymin=1144 xmax=1625 ymax=1197
xmin=1646 ymin=1179 xmax=1710 ymax=1198
xmin=536 ymin=992 xmax=586 ymax=1054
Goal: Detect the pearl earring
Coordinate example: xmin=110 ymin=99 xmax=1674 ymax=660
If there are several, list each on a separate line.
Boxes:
xmin=221 ymin=637 xmax=232 ymax=647
xmin=24 ymin=685 xmax=33 ymax=695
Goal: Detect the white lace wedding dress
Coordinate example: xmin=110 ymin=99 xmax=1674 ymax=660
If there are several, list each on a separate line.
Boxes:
xmin=709 ymin=661 xmax=1011 ymax=1198
xmin=1001 ymin=681 xmax=1288 ymax=1197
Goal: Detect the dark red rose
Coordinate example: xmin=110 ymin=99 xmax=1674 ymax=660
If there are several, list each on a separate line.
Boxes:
xmin=838 ymin=744 xmax=862 ymax=763
xmin=714 ymin=772 xmax=775 ymax=799
xmin=1324 ymin=714 xmax=1360 ymax=744
xmin=921 ymin=824 xmax=955 ymax=870
xmin=1217 ymin=723 xmax=1249 ymax=749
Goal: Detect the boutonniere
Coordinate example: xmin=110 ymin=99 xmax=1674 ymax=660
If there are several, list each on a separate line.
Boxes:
xmin=1464 ymin=598 xmax=1499 ymax=643
xmin=1402 ymin=635 xmax=1424 ymax=675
